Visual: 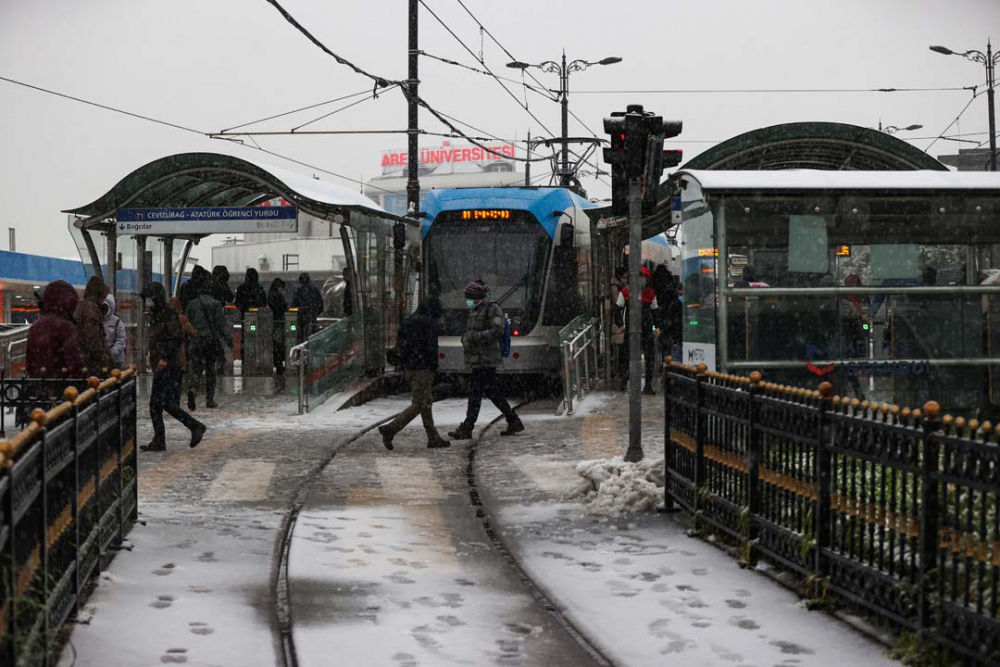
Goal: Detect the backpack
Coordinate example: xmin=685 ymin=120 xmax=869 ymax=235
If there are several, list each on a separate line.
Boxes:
xmin=491 ymin=303 xmax=512 ymax=358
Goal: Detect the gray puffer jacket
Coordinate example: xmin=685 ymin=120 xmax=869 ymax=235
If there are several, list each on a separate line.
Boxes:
xmin=103 ymin=294 xmax=127 ymax=368
xmin=462 ymin=302 xmax=505 ymax=369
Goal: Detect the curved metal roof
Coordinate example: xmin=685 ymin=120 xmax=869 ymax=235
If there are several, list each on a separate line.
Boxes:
xmin=64 ymin=152 xmax=393 ymax=232
xmin=681 ymin=122 xmax=948 ymax=172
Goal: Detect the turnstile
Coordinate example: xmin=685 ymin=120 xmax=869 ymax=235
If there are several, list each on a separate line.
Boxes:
xmin=243 ymin=308 xmax=274 ymax=376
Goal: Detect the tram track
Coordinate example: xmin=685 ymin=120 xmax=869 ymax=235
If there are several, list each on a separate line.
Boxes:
xmin=271 ymin=393 xmax=612 ymax=667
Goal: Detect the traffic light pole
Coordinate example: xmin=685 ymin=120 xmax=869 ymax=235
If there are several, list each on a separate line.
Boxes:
xmin=625 ymin=176 xmax=644 ymax=463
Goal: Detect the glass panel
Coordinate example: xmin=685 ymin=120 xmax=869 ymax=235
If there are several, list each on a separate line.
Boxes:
xmin=787 ymin=215 xmax=829 ymax=273
xmin=305 ymin=315 xmax=361 ymax=404
xmin=680 ymin=183 xmax=716 ymax=367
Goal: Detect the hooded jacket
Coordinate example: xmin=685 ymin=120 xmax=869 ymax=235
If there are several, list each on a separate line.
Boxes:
xmin=75 ymin=277 xmax=114 ymax=375
xmin=27 ymin=280 xmax=84 ymax=378
xmin=462 ymin=298 xmax=506 ymax=369
xmin=179 ymin=265 xmax=211 ymax=309
xmin=103 ymin=294 xmax=127 ymax=367
xmin=187 ymin=287 xmax=232 ymax=356
xmin=143 ymin=282 xmax=184 ymax=370
xmin=211 ymin=265 xmax=235 ymax=304
xmin=292 ymin=273 xmax=324 ymax=325
xmin=235 ymin=268 xmax=267 ymax=318
xmin=397 ymin=296 xmax=443 ymax=371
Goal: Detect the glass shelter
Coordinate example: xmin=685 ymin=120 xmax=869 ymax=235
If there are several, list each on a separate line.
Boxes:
xmin=676 ymin=170 xmax=1000 ymax=417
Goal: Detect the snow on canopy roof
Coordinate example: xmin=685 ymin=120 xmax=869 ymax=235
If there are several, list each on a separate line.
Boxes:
xmin=677 ymin=169 xmax=1000 ymax=192
xmin=65 ymin=152 xmax=390 ymax=230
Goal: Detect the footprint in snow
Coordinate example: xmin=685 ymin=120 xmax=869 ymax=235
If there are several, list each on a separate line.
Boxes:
xmin=189 ymin=622 xmax=214 ymax=636
xmin=150 ymin=595 xmax=174 ymax=609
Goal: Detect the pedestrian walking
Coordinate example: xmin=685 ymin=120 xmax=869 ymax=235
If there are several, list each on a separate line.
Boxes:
xmin=617 ymin=266 xmax=659 ymax=394
xmin=178 ymin=265 xmax=211 ymax=310
xmin=75 ymin=276 xmax=114 ymax=376
xmin=234 ymin=268 xmax=267 ymax=318
xmin=101 ymin=293 xmax=127 ymax=370
xmin=448 ymin=280 xmax=523 ymax=440
xmin=268 ymin=278 xmax=288 ymax=380
xmin=292 ymin=272 xmax=324 ymax=342
xmin=169 ymin=296 xmax=197 ymax=405
xmin=378 ymin=296 xmax=450 ymax=450
xmin=186 ymin=283 xmax=232 ymax=410
xmin=140 ymin=282 xmax=206 ymax=451
xmin=26 ymin=280 xmax=84 ymax=378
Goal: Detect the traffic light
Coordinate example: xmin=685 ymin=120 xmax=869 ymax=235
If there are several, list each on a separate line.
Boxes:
xmin=642 ymin=117 xmax=683 ymax=215
xmin=603 ymin=112 xmax=627 ymax=215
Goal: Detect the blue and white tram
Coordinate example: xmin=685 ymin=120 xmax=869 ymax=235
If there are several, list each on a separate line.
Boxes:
xmin=421 ymin=187 xmax=596 ymax=376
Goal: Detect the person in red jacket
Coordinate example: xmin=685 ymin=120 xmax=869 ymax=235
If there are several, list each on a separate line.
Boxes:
xmin=616 ymin=266 xmax=660 ymax=394
xmin=26 ymin=280 xmax=84 ymax=378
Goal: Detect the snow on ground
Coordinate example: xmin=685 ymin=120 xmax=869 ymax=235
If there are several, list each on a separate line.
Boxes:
xmin=498 ymin=503 xmax=897 ymax=667
xmin=573 ymin=456 xmax=666 ymax=515
xmin=58 ymin=504 xmax=281 ymax=667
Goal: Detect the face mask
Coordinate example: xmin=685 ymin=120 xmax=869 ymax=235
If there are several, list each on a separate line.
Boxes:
xmin=466 ymin=299 xmax=477 ymax=309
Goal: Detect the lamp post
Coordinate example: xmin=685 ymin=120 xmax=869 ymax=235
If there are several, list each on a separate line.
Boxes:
xmin=508 ymin=54 xmax=622 ymax=186
xmin=880 ymin=122 xmax=923 ymax=135
xmin=930 ymin=40 xmax=1000 ymax=171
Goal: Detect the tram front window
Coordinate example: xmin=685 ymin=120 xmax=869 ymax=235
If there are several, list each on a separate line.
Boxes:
xmin=425 ymin=214 xmax=549 ymax=336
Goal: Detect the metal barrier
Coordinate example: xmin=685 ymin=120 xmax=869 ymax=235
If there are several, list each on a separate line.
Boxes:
xmin=663 ymin=361 xmax=1000 ymax=664
xmin=0 ymin=377 xmax=92 ymax=437
xmin=289 ymin=340 xmax=309 ymax=415
xmin=0 ymin=369 xmax=138 ymax=666
xmin=559 ymin=318 xmax=599 ymax=416
xmin=0 ymin=326 xmax=30 ymax=377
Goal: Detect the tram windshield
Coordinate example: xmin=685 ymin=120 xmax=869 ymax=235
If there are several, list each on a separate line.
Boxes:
xmin=425 ymin=211 xmax=550 ymax=335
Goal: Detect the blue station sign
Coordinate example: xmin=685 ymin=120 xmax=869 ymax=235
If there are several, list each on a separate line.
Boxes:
xmin=116 ymin=206 xmax=298 ymax=235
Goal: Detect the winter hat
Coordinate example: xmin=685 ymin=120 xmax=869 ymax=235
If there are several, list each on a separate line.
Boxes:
xmin=464 ymin=280 xmax=489 ymax=300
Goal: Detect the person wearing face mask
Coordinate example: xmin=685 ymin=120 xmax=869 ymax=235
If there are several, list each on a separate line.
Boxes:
xmin=448 ymin=280 xmax=523 ymax=440
xmin=617 ymin=266 xmax=660 ymax=394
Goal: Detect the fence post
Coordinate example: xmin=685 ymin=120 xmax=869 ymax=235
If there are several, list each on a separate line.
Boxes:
xmin=113 ymin=374 xmax=125 ymax=547
xmin=662 ymin=357 xmax=674 ymax=512
xmin=918 ymin=400 xmax=941 ymax=631
xmin=563 ymin=341 xmax=574 ymax=416
xmin=815 ymin=381 xmax=834 ymax=584
xmin=4 ymin=442 xmax=14 ymax=667
xmin=745 ymin=372 xmax=763 ymax=555
xmin=63 ymin=387 xmax=81 ymax=619
xmin=693 ymin=363 xmax=708 ymax=528
xmin=31 ymin=408 xmax=49 ymax=667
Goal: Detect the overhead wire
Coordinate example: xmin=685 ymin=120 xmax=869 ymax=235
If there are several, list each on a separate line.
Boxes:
xmin=924 ymin=88 xmax=984 ymax=153
xmin=219 ymin=88 xmax=374 ymax=133
xmin=291 ymin=84 xmax=400 ymax=132
xmin=571 ymin=86 xmax=979 ymax=95
xmin=419 ymin=51 xmax=556 ymax=100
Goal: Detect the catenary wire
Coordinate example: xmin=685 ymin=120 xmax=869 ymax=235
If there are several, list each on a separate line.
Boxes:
xmin=420 ymin=51 xmax=556 ymax=99
xmin=924 ymin=89 xmax=984 ymax=153
xmin=571 ymin=86 xmax=978 ymax=94
xmin=220 ymin=88 xmax=374 ymax=133
xmin=291 ymin=84 xmax=399 ymax=132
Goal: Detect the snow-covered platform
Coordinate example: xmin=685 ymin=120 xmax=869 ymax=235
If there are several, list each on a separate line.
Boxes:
xmin=57 ymin=387 xmax=898 ymax=666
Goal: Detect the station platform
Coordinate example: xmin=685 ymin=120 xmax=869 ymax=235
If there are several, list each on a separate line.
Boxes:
xmin=58 ymin=386 xmax=898 ymax=667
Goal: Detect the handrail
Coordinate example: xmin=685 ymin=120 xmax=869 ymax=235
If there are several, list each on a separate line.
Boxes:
xmin=289 ymin=340 xmax=309 ymax=415
xmin=561 ymin=318 xmax=599 ymax=416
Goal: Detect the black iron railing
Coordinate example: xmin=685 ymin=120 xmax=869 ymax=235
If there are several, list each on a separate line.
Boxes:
xmin=664 ymin=360 xmax=1000 ymax=664
xmin=0 ymin=376 xmax=94 ymax=438
xmin=0 ymin=370 xmax=138 ymax=666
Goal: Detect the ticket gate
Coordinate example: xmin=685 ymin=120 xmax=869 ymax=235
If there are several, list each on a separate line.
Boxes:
xmin=243 ymin=308 xmax=274 ymax=376
xmin=284 ymin=312 xmax=300 ymax=361
xmin=223 ymin=304 xmax=239 ymax=376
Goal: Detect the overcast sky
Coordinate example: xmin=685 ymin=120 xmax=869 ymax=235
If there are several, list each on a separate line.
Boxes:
xmin=2 ymin=0 xmax=998 ymax=259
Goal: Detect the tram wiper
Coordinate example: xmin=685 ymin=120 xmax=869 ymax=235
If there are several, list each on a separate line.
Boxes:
xmin=496 ymin=272 xmax=530 ymax=306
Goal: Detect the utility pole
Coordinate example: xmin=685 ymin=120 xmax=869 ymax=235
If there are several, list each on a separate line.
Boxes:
xmin=624 ymin=175 xmax=644 ymax=463
xmin=930 ymin=40 xmax=1000 ymax=171
xmin=525 ymin=131 xmax=531 ymax=186
xmin=560 ymin=52 xmax=570 ymax=186
xmin=407 ymin=0 xmax=420 ymax=213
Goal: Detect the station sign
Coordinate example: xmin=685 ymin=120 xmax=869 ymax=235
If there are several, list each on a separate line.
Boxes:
xmin=116 ymin=206 xmax=298 ymax=235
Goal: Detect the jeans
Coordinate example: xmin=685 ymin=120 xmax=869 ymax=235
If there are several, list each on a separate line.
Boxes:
xmin=383 ymin=370 xmax=439 ymax=439
xmin=150 ymin=368 xmax=202 ymax=438
xmin=461 ymin=367 xmax=517 ymax=429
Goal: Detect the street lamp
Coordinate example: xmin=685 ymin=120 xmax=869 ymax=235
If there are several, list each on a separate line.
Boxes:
xmin=507 ymin=53 xmax=622 ymax=186
xmin=930 ymin=40 xmax=1000 ymax=171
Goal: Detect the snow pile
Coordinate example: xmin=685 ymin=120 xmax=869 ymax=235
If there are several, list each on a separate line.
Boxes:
xmin=573 ymin=456 xmax=665 ymax=515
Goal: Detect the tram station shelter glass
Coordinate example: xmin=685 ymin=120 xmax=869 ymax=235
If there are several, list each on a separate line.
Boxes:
xmin=676 ymin=169 xmax=1000 ymax=416
xmin=62 ymin=152 xmax=408 ymax=377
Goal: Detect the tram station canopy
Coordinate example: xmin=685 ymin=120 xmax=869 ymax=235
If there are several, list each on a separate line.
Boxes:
xmin=64 ymin=152 xmax=395 ymax=236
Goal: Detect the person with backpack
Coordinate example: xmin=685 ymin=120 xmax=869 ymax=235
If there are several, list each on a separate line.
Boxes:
xmin=378 ymin=295 xmax=450 ymax=450
xmin=448 ymin=280 xmax=523 ymax=440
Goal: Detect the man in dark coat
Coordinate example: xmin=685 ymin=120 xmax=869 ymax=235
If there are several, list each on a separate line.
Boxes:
xmin=211 ymin=265 xmax=235 ymax=305
xmin=292 ymin=273 xmax=324 ymax=342
xmin=74 ymin=276 xmax=114 ymax=376
xmin=378 ymin=296 xmax=450 ymax=450
xmin=234 ymin=268 xmax=267 ymax=319
xmin=186 ymin=284 xmax=232 ymax=409
xmin=448 ymin=280 xmax=523 ymax=440
xmin=178 ymin=265 xmax=211 ymax=310
xmin=140 ymin=282 xmax=206 ymax=452
xmin=26 ymin=280 xmax=84 ymax=378
xmin=268 ymin=278 xmax=288 ymax=378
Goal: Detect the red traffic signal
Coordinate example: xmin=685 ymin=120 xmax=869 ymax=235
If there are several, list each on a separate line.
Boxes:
xmin=663 ymin=149 xmax=683 ymax=168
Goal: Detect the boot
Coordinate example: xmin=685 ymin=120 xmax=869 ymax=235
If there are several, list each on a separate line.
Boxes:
xmin=189 ymin=423 xmax=207 ymax=449
xmin=378 ymin=425 xmax=395 ymax=451
xmin=500 ymin=418 xmax=524 ymax=437
xmin=426 ymin=434 xmax=451 ymax=449
xmin=447 ymin=426 xmax=473 ymax=440
xmin=206 ymin=396 xmax=219 ymax=409
xmin=187 ymin=390 xmax=196 ymax=411
xmin=642 ymin=383 xmax=656 ymax=396
xmin=140 ymin=435 xmax=166 ymax=452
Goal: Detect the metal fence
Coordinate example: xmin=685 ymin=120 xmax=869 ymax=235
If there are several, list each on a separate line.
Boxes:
xmin=663 ymin=361 xmax=1000 ymax=664
xmin=559 ymin=317 xmax=599 ymax=416
xmin=0 ymin=370 xmax=138 ymax=666
xmin=1 ymin=377 xmax=93 ymax=438
xmin=0 ymin=326 xmax=30 ymax=378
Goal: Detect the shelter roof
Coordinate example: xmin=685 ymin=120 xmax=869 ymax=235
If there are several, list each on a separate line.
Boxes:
xmin=677 ymin=169 xmax=1000 ymax=193
xmin=64 ymin=152 xmax=395 ymax=234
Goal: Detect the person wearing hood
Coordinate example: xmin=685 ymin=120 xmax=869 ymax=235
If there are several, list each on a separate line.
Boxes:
xmin=141 ymin=282 xmax=206 ymax=451
xmin=75 ymin=276 xmax=114 ymax=376
xmin=101 ymin=293 xmax=127 ymax=370
xmin=292 ymin=272 xmax=324 ymax=343
xmin=27 ymin=280 xmax=84 ymax=378
xmin=378 ymin=296 xmax=450 ymax=450
xmin=186 ymin=281 xmax=232 ymax=410
xmin=178 ymin=265 xmax=211 ymax=310
xmin=211 ymin=265 xmax=235 ymax=305
xmin=617 ymin=266 xmax=660 ymax=394
xmin=268 ymin=278 xmax=288 ymax=378
xmin=235 ymin=268 xmax=267 ymax=319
